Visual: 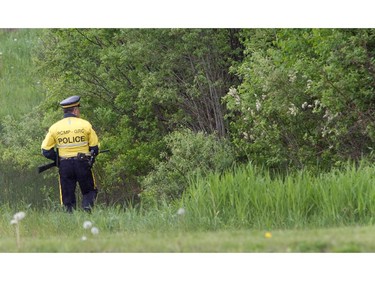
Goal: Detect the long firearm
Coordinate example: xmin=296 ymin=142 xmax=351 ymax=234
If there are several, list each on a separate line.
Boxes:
xmin=38 ymin=149 xmax=110 ymax=174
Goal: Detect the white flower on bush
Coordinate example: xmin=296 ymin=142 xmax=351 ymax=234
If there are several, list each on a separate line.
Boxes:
xmin=83 ymin=221 xmax=92 ymax=229
xmin=255 ymin=100 xmax=261 ymax=111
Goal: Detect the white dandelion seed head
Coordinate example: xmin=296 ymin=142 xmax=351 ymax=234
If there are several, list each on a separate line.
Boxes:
xmin=91 ymin=227 xmax=99 ymax=235
xmin=81 ymin=236 xmax=87 ymax=241
xmin=83 ymin=220 xmax=93 ymax=229
xmin=13 ymin=211 xmax=26 ymax=222
xmin=177 ymin=208 xmax=185 ymax=216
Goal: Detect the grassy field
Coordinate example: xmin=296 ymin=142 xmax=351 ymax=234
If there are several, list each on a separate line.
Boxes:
xmin=1 ymin=205 xmax=375 ymax=253
xmin=4 ymin=225 xmax=375 ymax=253
xmin=0 ymin=206 xmax=374 ymax=280
xmin=0 ymin=29 xmax=44 ymax=118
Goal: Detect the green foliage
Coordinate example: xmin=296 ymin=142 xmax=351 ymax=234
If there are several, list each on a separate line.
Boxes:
xmin=224 ymin=29 xmax=375 ymax=171
xmin=33 ymin=28 xmax=241 ymax=205
xmin=5 ymin=28 xmax=375 ymax=210
xmin=141 ymin=129 xmax=236 ymax=205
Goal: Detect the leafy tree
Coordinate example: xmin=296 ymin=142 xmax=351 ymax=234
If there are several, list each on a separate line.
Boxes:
xmin=224 ymin=29 xmax=375 ymax=171
xmin=34 ymin=28 xmax=242 ymax=204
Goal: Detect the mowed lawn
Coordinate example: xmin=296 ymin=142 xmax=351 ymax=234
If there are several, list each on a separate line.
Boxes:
xmin=2 ymin=225 xmax=375 ymax=253
xmin=2 ymin=225 xmax=374 ymax=281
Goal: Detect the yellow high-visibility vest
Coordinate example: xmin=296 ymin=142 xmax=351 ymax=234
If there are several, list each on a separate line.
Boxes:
xmin=41 ymin=117 xmax=99 ymax=158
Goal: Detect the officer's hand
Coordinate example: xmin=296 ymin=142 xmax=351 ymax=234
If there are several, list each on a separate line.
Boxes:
xmin=88 ymin=156 xmax=95 ymax=168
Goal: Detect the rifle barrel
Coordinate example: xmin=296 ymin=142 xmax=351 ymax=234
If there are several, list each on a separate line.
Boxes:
xmin=38 ymin=161 xmax=56 ymax=174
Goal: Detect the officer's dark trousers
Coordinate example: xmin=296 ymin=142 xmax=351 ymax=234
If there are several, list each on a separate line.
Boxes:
xmin=58 ymin=158 xmax=98 ymax=212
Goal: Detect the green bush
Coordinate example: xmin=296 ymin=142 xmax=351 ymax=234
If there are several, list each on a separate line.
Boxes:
xmin=141 ymin=129 xmax=236 ymax=206
xmin=224 ymin=29 xmax=375 ymax=171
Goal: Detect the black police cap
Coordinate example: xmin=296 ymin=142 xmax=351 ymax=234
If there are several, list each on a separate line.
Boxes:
xmin=60 ymin=95 xmax=81 ymax=109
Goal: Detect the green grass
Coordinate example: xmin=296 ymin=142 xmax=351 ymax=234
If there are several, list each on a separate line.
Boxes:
xmin=0 ymin=29 xmax=44 ymax=118
xmin=0 ymin=205 xmax=375 ymax=253
xmin=2 ymin=161 xmax=375 ymax=253
xmin=181 ymin=162 xmax=375 ymax=230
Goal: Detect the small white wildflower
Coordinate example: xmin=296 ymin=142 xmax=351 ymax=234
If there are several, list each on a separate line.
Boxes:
xmin=288 ymin=103 xmax=298 ymax=116
xmin=83 ymin=220 xmax=92 ymax=229
xmin=307 ymin=79 xmax=313 ymax=89
xmin=13 ymin=211 xmax=26 ymax=222
xmin=302 ymin=102 xmax=308 ymax=109
xmin=177 ymin=208 xmax=185 ymax=216
xmin=255 ymin=100 xmax=261 ymax=111
xmin=14 ymin=38 xmax=17 ymax=41
xmin=10 ymin=219 xmax=18 ymax=225
xmin=288 ymin=71 xmax=297 ymax=83
xmin=91 ymin=227 xmax=99 ymax=235
xmin=81 ymin=236 xmax=87 ymax=241
xmin=228 ymin=87 xmax=241 ymax=105
xmin=250 ymin=109 xmax=255 ymax=117
xmin=228 ymin=87 xmax=238 ymax=97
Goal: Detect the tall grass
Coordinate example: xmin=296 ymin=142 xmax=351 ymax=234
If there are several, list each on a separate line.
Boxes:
xmin=180 ymin=162 xmax=375 ymax=230
xmin=2 ymin=161 xmax=375 ymax=252
xmin=0 ymin=162 xmax=57 ymax=208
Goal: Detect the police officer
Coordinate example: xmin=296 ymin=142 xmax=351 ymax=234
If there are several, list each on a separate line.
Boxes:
xmin=41 ymin=95 xmax=99 ymax=213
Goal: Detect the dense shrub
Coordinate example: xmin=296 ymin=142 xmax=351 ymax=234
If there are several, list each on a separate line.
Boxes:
xmin=224 ymin=29 xmax=375 ymax=171
xmin=141 ymin=129 xmax=236 ymax=206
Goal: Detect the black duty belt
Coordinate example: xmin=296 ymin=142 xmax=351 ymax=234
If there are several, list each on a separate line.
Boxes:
xmin=60 ymin=156 xmax=79 ymax=161
xmin=60 ymin=153 xmax=90 ymax=161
